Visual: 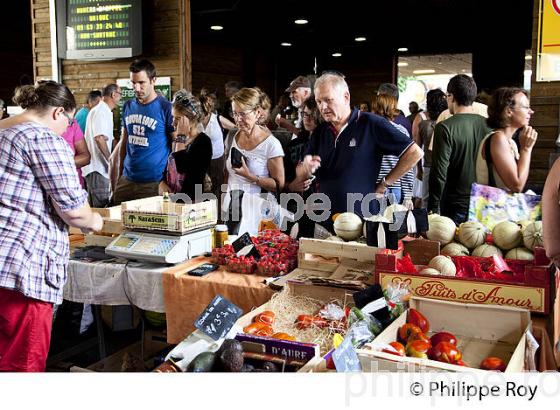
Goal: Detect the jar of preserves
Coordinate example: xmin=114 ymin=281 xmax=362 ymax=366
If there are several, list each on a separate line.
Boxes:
xmin=214 ymin=224 xmax=229 ymax=248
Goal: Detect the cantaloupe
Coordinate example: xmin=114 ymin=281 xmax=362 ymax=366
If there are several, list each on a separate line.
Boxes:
xmin=426 ymin=215 xmax=456 ymax=246
xmin=472 ymin=244 xmax=503 ymax=257
xmin=457 ymin=221 xmax=486 ymax=249
xmin=522 ymin=221 xmax=543 ymax=251
xmin=441 ymin=242 xmax=470 ymax=256
xmin=505 ymin=247 xmax=534 ymax=260
xmin=492 ymin=221 xmax=522 ymax=250
xmin=333 ymin=212 xmax=363 ymax=241
xmin=325 ymin=235 xmax=345 ymax=242
xmin=419 ymin=268 xmax=441 ymax=276
xmin=428 ymin=255 xmax=456 ymax=276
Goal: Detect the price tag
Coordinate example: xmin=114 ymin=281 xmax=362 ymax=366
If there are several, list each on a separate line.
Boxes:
xmin=194 ymin=295 xmax=243 ymax=341
xmin=232 ymin=232 xmax=261 ymax=260
xmin=332 ymin=335 xmax=362 ymax=372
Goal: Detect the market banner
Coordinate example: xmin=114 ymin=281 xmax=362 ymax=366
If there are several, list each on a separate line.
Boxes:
xmin=537 ymin=0 xmax=560 ymax=81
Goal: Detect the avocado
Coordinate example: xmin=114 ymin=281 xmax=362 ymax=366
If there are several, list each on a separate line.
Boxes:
xmin=186 ymin=351 xmax=217 ymax=372
xmin=219 ymin=349 xmax=244 ymax=372
xmin=217 ymin=339 xmax=243 ymax=355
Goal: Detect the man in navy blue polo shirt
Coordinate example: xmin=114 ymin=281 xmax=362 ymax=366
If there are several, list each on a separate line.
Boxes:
xmin=296 ymin=72 xmax=423 ymax=220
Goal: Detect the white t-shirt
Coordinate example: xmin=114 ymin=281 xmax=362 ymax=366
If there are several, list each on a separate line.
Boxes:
xmin=203 ymin=113 xmax=225 ymax=159
xmin=226 ymin=132 xmax=284 ymax=195
xmin=82 ymin=100 xmax=114 ymax=179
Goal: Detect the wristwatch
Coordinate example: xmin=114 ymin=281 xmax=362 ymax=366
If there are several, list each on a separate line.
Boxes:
xmin=174 ymin=134 xmax=187 ymax=143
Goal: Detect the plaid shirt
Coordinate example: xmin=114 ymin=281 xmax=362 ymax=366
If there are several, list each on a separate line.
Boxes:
xmin=0 ymin=122 xmax=88 ymax=304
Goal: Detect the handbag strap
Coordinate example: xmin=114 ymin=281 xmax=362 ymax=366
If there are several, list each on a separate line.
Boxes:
xmin=484 ymin=133 xmax=497 ymax=187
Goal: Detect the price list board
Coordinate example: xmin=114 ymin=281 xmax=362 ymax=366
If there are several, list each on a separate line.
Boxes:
xmin=57 ymin=0 xmax=142 ymax=59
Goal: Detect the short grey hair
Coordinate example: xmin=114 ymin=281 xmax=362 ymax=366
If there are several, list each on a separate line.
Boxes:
xmin=314 ymin=73 xmax=349 ymax=96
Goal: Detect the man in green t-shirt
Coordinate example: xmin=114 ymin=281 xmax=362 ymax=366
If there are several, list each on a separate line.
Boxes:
xmin=428 ymin=75 xmax=490 ymax=224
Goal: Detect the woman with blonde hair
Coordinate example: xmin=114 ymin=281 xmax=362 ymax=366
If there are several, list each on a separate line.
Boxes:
xmin=371 ymin=94 xmax=415 ymax=206
xmin=160 ymin=89 xmax=212 ymax=201
xmin=224 ymin=88 xmax=284 ymax=221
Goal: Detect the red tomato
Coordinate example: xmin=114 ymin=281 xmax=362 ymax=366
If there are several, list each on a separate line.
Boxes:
xmin=407 ymin=308 xmax=430 ymax=333
xmin=408 ymin=331 xmax=431 ymax=346
xmin=428 ymin=342 xmax=462 ymax=364
xmin=253 ymin=311 xmax=275 ymax=325
xmin=430 ymin=331 xmax=458 ymax=347
xmin=405 ymin=340 xmax=431 ymax=359
xmin=480 ymin=357 xmax=506 ymax=372
xmin=382 ymin=341 xmax=406 ymax=357
xmin=456 ymin=360 xmax=469 ymax=367
xmin=398 ymin=323 xmax=422 ymax=344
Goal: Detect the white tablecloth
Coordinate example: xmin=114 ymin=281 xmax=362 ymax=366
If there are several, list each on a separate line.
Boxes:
xmin=64 ymin=259 xmax=168 ymax=312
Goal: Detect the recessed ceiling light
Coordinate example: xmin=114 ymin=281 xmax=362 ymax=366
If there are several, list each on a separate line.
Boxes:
xmin=397 ymin=62 xmax=409 ymax=67
xmin=397 ymin=47 xmax=408 ymax=52
xmin=525 ymin=55 xmax=532 ymax=60
xmin=210 ymin=25 xmax=223 ymax=31
xmin=332 ymin=52 xmax=342 ymax=57
xmin=413 ymin=69 xmax=435 ymax=75
xmin=354 ymin=37 xmax=366 ymax=42
xmin=294 ymin=19 xmax=308 ymax=25
xmin=281 ymin=42 xmax=292 ymax=47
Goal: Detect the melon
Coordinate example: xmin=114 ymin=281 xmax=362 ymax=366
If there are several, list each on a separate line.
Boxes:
xmin=457 ymin=221 xmax=486 ymax=249
xmin=492 ymin=221 xmax=522 ymax=250
xmin=333 ymin=212 xmax=363 ymax=241
xmin=325 ymin=235 xmax=345 ymax=242
xmin=428 ymin=255 xmax=456 ymax=276
xmin=505 ymin=247 xmax=534 ymax=260
xmin=522 ymin=221 xmax=543 ymax=251
xmin=472 ymin=244 xmax=503 ymax=257
xmin=517 ymin=219 xmax=532 ymax=231
xmin=426 ymin=215 xmax=456 ymax=245
xmin=441 ymin=242 xmax=470 ymax=256
xmin=419 ymin=268 xmax=441 ymax=276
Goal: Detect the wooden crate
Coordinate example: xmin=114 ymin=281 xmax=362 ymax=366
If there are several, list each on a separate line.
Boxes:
xmin=356 ymin=297 xmax=531 ymax=372
xmin=121 ymin=196 xmax=217 ymax=234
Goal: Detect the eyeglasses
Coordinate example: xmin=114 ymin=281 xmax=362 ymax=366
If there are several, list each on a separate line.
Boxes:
xmin=514 ymin=104 xmax=532 ymax=111
xmin=232 ymin=109 xmax=255 ymax=119
xmin=302 ymin=111 xmax=315 ymax=119
xmin=62 ymin=111 xmax=74 ymax=126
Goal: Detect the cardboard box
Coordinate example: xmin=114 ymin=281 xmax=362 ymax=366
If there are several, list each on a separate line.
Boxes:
xmin=376 ymin=240 xmax=554 ymax=314
xmin=356 ymin=297 xmax=531 ymax=372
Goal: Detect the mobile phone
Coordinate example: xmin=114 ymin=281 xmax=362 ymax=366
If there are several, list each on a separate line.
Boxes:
xmin=187 ymin=263 xmax=219 ymax=277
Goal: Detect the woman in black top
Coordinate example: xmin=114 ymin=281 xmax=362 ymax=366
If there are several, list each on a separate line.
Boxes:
xmin=160 ymin=89 xmax=212 ymax=202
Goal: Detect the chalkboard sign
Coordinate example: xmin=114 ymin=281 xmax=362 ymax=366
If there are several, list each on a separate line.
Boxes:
xmin=232 ymin=232 xmax=261 ymax=260
xmin=194 ymin=295 xmax=243 ymax=341
xmin=332 ymin=335 xmax=362 ymax=372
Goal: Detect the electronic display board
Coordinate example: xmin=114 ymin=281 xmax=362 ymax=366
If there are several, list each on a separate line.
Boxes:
xmin=56 ymin=0 xmax=142 ymax=60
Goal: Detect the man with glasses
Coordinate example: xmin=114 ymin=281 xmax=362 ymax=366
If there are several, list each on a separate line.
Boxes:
xmin=428 ymin=74 xmax=490 ymax=224
xmin=83 ymin=83 xmax=121 ymax=207
xmin=112 ymin=59 xmax=175 ymax=204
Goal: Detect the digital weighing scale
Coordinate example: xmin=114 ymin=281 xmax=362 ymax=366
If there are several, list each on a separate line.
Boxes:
xmin=105 ymin=228 xmax=213 ymax=264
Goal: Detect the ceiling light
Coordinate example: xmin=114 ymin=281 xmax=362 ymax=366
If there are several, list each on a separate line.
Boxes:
xmin=280 ymin=42 xmax=292 ymax=47
xmin=332 ymin=52 xmax=342 ymax=57
xmin=210 ymin=25 xmax=223 ymax=31
xmin=294 ymin=19 xmax=308 ymax=25
xmin=397 ymin=62 xmax=408 ymax=67
xmin=397 ymin=47 xmax=408 ymax=52
xmin=354 ymin=37 xmax=366 ymax=42
xmin=525 ymin=55 xmax=532 ymax=60
xmin=413 ymin=69 xmax=435 ymax=75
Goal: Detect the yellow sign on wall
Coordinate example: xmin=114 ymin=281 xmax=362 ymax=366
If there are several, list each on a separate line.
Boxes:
xmin=537 ymin=0 xmax=560 ymax=81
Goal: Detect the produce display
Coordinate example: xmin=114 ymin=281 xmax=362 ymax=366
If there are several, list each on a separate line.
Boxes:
xmin=427 ymin=255 xmax=457 ymax=276
xmin=333 ymin=212 xmax=363 ymax=240
xmin=425 ymin=215 xmax=456 ymax=245
xmin=382 ymin=308 xmax=507 ymax=371
xmin=211 ymin=230 xmax=298 ymax=276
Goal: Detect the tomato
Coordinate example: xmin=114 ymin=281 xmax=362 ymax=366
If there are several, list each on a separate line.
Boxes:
xmin=405 ymin=340 xmax=431 ymax=359
xmin=408 ymin=331 xmax=431 ymax=346
xmin=253 ymin=311 xmax=275 ymax=325
xmin=407 ymin=308 xmax=430 ymax=333
xmin=271 ymin=332 xmax=296 ymax=341
xmin=382 ymin=341 xmax=406 ymax=357
xmin=456 ymin=360 xmax=469 ymax=367
xmin=430 ymin=331 xmax=457 ymax=347
xmin=295 ymin=315 xmax=328 ymax=330
xmin=398 ymin=323 xmax=422 ymax=344
xmin=243 ymin=322 xmax=274 ymax=336
xmin=480 ymin=357 xmax=506 ymax=372
xmin=428 ymin=342 xmax=462 ymax=364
